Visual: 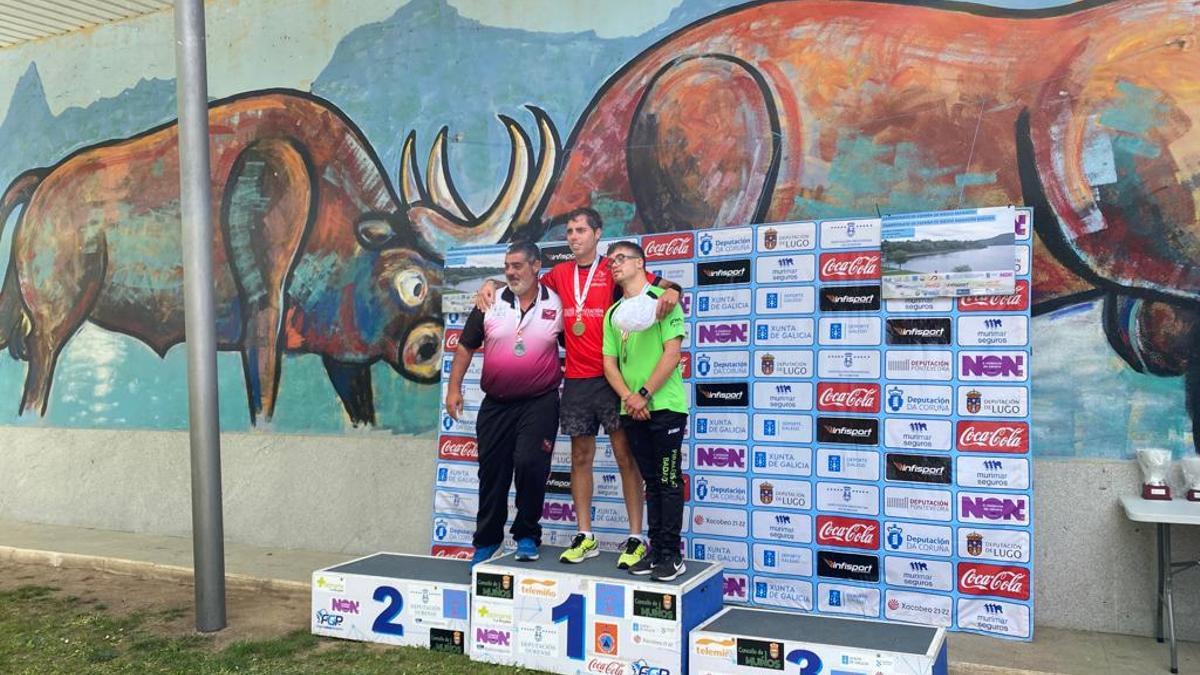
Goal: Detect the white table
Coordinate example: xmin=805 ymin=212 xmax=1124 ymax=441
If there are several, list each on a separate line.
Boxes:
xmin=1121 ymin=495 xmax=1200 ymax=673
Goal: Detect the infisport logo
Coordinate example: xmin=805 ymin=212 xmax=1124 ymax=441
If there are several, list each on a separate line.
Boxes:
xmin=819 ymin=284 xmax=881 ymax=312
xmin=886 ymin=318 xmax=952 ymax=345
xmin=886 ymin=453 xmax=952 ymax=485
xmin=816 ymin=416 xmax=878 ymax=446
xmin=642 ymin=232 xmax=694 ymax=260
xmin=697 ymin=259 xmax=752 ymax=286
xmin=694 ymin=382 xmax=749 ymax=408
xmin=817 ymin=550 xmax=879 ymax=582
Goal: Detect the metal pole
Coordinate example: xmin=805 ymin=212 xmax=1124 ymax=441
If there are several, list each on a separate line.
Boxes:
xmin=173 ymin=0 xmax=226 ymax=632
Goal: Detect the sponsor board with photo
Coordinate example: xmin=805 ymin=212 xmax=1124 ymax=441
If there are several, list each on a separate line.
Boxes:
xmin=470 ymin=556 xmax=724 ymax=674
xmin=434 ymin=208 xmax=1033 ymax=640
xmin=311 ymin=554 xmax=473 ymax=653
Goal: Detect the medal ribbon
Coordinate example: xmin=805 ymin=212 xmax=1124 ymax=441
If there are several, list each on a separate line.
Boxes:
xmin=572 ymin=258 xmax=602 ymax=326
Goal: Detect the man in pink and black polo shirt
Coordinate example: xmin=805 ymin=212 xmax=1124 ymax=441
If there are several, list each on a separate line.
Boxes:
xmin=445 ymin=240 xmax=563 ymax=565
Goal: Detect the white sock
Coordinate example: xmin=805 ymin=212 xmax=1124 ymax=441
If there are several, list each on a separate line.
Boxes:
xmin=631 ymin=533 xmax=646 ymax=543
xmin=579 ymin=531 xmax=593 ymax=539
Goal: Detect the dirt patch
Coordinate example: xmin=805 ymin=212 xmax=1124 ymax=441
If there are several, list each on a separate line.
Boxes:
xmin=0 ymin=559 xmax=311 ymax=650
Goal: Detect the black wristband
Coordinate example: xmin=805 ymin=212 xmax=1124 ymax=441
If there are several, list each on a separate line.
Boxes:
xmin=638 ymin=386 xmax=651 ymax=399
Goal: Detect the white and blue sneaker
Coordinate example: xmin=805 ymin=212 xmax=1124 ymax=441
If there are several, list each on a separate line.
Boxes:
xmin=471 ymin=543 xmax=501 ymax=566
xmin=515 ymin=538 xmax=540 ymax=561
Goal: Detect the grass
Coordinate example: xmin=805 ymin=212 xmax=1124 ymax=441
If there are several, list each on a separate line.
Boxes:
xmin=0 ymin=585 xmax=532 ymax=674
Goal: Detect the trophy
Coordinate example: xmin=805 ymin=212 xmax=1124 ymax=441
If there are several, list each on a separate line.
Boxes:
xmin=1136 ymin=448 xmax=1172 ymax=500
xmin=1180 ymin=456 xmax=1200 ymax=502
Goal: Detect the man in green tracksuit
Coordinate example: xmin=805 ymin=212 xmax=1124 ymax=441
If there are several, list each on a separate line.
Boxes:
xmin=601 ymin=240 xmax=689 ymax=581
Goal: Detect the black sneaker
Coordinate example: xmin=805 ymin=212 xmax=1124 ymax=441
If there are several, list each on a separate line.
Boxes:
xmin=650 ymin=555 xmax=686 ymax=582
xmin=629 ymin=550 xmax=656 ymax=576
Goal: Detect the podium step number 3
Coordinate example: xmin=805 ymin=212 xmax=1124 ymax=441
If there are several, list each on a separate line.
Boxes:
xmin=690 ymin=606 xmax=949 ymax=675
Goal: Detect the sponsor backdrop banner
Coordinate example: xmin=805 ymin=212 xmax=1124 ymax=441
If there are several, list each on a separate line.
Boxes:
xmin=433 ymin=207 xmax=1034 ymax=640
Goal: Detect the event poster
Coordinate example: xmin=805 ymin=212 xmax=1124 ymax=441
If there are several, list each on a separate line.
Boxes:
xmin=881 ymin=206 xmax=1017 ymax=299
xmin=432 ymin=207 xmax=1034 ymax=641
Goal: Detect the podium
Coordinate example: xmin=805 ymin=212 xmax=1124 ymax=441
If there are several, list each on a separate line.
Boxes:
xmin=689 ymin=606 xmax=948 ymax=674
xmin=311 ymin=553 xmax=472 ymax=654
xmin=471 ymin=547 xmax=724 ymax=674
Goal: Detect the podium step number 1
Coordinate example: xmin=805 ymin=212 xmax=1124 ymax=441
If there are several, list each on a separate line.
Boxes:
xmin=472 ymin=547 xmax=724 ymax=675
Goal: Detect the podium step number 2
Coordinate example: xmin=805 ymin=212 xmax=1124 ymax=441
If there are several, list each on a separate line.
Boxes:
xmin=311 ymin=553 xmax=472 ymax=654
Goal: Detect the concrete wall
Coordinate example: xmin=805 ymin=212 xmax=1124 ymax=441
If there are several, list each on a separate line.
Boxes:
xmin=1 ymin=429 xmax=1196 ymax=640
xmin=0 ymin=426 xmax=436 ymax=555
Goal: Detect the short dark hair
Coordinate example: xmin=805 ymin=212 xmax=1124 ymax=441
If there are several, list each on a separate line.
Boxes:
xmin=506 ymin=239 xmax=542 ymax=264
xmin=606 ymin=240 xmax=644 ymax=259
xmin=562 ymin=207 xmax=603 ymax=231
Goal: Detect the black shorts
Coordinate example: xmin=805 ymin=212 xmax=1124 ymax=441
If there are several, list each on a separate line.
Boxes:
xmin=559 ymin=376 xmax=621 ymax=437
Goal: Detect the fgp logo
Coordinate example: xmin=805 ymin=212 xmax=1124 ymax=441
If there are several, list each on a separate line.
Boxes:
xmin=315 ymin=610 xmax=344 ymax=627
xmin=787 ymin=649 xmax=824 ymax=675
xmin=631 ymin=659 xmax=670 ymax=675
xmin=887 ymin=524 xmax=904 ymax=550
xmin=887 ymin=386 xmax=904 ymax=412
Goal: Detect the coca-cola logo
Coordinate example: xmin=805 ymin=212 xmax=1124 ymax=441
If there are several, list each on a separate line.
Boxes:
xmin=431 ymin=545 xmax=472 ymax=559
xmin=584 ymin=658 xmax=625 ymax=674
xmin=819 ymin=251 xmax=881 ymax=281
xmin=959 ymin=280 xmax=1030 ymax=312
xmin=438 ymin=435 xmax=479 ymax=461
xmin=642 ymin=233 xmax=695 ymax=260
xmin=957 ymin=421 xmax=1028 ymax=453
xmin=958 ymin=562 xmax=1030 ymax=600
xmin=816 ymin=516 xmax=880 ymax=550
xmin=444 ymin=329 xmax=461 ymax=351
xmin=679 ymin=352 xmax=692 ymax=379
xmin=817 ymin=383 xmax=880 ymax=413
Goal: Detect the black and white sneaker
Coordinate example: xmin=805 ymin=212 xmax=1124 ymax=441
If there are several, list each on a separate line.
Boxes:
xmin=650 ymin=555 xmax=686 ymax=582
xmin=629 ymin=551 xmax=656 ymax=576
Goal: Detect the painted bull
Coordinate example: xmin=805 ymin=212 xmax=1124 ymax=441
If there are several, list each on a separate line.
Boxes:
xmin=0 ymin=90 xmax=557 ymax=426
xmin=406 ymin=0 xmax=1200 ymax=446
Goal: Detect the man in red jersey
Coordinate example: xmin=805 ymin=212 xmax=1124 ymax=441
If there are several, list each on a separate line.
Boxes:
xmin=477 ymin=208 xmax=680 ymax=567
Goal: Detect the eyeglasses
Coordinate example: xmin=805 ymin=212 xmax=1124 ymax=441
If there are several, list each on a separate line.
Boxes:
xmin=609 ymin=253 xmax=642 ymax=266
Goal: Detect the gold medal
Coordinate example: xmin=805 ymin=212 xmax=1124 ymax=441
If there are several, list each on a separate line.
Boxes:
xmin=572 ymin=319 xmax=586 ymax=336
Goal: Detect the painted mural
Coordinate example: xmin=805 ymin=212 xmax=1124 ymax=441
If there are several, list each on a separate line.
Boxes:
xmin=0 ymin=0 xmax=1196 ymax=452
